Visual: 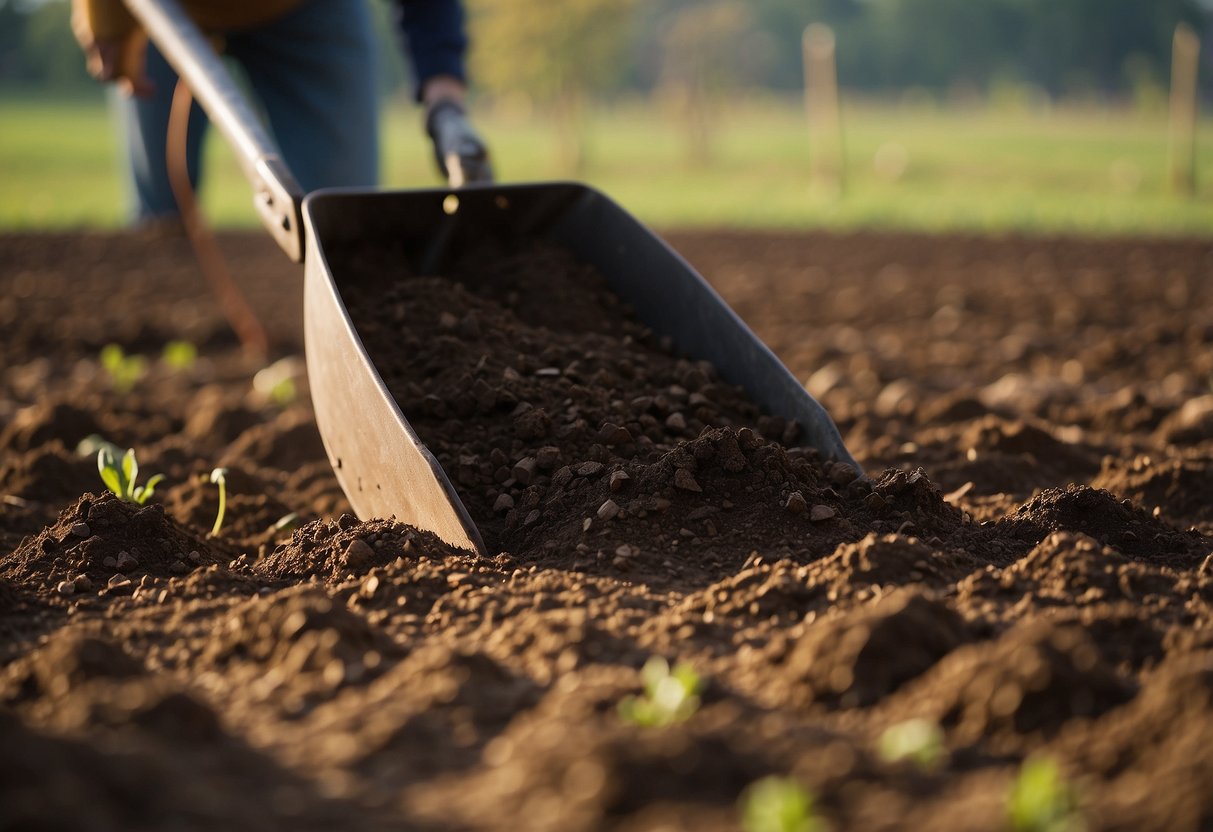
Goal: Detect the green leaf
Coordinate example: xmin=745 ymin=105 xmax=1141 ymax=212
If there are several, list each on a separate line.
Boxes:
xmin=121 ymin=449 xmax=137 ymax=493
xmin=98 ymin=465 xmax=123 ymax=498
xmin=136 ymin=473 xmax=165 ymax=505
xmin=741 ymin=777 xmax=822 ymax=832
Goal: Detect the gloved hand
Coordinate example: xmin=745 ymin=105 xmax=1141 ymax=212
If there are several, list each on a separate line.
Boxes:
xmin=71 ymin=0 xmax=154 ymax=97
xmin=426 ymin=100 xmax=493 ymax=187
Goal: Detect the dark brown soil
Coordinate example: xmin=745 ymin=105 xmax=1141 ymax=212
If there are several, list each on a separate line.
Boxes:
xmin=2 ymin=229 xmax=1212 ymax=830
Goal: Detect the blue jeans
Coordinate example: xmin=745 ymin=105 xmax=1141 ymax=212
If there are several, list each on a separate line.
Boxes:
xmin=114 ymin=0 xmax=380 ymax=223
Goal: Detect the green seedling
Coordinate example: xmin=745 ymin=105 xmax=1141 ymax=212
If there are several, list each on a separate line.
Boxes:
xmin=740 ymin=776 xmax=824 ymax=832
xmin=1008 ymin=755 xmax=1084 ymax=832
xmin=618 ymin=656 xmax=702 ymax=727
xmin=878 ymin=718 xmax=945 ymax=769
xmin=253 ymin=356 xmax=302 ymax=407
xmin=100 ymin=343 xmax=147 ymax=392
xmin=270 ymin=512 xmax=300 ymax=535
xmin=210 ymin=467 xmax=228 ymax=536
xmin=77 ymin=434 xmax=123 ymax=460
xmin=162 ymin=340 xmax=198 ymax=372
xmin=97 ymin=446 xmax=163 ymax=505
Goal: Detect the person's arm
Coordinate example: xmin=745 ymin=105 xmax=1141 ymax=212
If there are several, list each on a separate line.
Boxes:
xmin=393 ymin=0 xmax=468 ymax=104
xmin=71 ymin=0 xmax=154 ymax=96
xmin=395 ymin=0 xmax=492 ymax=185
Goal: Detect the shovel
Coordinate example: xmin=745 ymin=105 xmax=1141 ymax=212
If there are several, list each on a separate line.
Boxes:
xmin=125 ymin=0 xmax=861 ymax=555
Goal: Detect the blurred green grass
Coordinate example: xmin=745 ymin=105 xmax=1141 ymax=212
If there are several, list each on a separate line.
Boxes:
xmin=1 ymin=93 xmax=1210 ymax=234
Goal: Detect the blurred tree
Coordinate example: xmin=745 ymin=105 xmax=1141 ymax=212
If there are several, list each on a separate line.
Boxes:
xmin=467 ymin=0 xmax=637 ymax=170
xmin=657 ymin=2 xmax=758 ymax=164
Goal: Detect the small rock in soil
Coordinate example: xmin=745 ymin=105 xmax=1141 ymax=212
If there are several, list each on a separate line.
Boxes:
xmin=674 ymin=468 xmax=702 ymax=492
xmin=811 ymin=505 xmax=837 ymax=522
xmin=785 ymin=491 xmax=808 ymax=515
xmin=342 ymin=539 xmax=375 ymax=570
xmin=69 ymin=521 xmax=90 ymax=538
xmin=597 ymin=500 xmax=621 ymax=521
xmin=513 ymin=457 xmax=537 ymax=484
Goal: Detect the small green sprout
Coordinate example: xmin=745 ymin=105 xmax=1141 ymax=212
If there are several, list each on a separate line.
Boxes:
xmin=740 ymin=776 xmax=825 ymax=832
xmin=878 ymin=718 xmax=945 ymax=769
xmin=618 ymin=656 xmax=702 ymax=727
xmin=77 ymin=434 xmax=122 ymax=460
xmin=97 ymin=446 xmax=163 ymax=505
xmin=100 ymin=344 xmax=147 ymax=393
xmin=270 ymin=512 xmax=300 ymax=535
xmin=162 ymin=340 xmax=198 ymax=372
xmin=253 ymin=357 xmax=301 ymax=407
xmin=1008 ymin=755 xmax=1084 ymax=832
xmin=209 ymin=467 xmax=228 ymax=536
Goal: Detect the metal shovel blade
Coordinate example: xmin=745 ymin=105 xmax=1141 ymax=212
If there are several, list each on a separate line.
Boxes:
xmin=303 ymin=182 xmax=859 ymax=556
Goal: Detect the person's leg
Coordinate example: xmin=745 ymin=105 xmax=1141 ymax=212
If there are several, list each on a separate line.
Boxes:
xmin=112 ymin=42 xmax=208 ymax=223
xmin=226 ymin=0 xmax=380 ymax=192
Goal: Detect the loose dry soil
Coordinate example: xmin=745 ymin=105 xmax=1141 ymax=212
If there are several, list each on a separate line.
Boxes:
xmin=1 ymin=229 xmax=1211 ymax=831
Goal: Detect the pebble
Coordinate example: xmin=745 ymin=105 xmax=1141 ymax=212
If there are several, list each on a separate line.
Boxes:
xmin=69 ymin=521 xmax=91 ymax=538
xmin=524 ymin=510 xmax=541 ymax=526
xmin=609 ymin=470 xmax=631 ymax=492
xmin=73 ymin=574 xmax=93 ymax=592
xmin=665 ymin=412 xmax=688 ymax=431
xmin=785 ymin=491 xmax=809 ymax=515
xmin=673 ymin=468 xmax=702 ymax=492
xmin=597 ymin=499 xmax=621 ymax=521
xmin=577 ymin=461 xmax=605 ymax=477
xmin=187 ymin=550 xmax=203 ymax=564
xmin=864 ymin=492 xmax=888 ymax=512
xmin=102 ymin=556 xmax=118 ymax=569
xmin=115 ymin=551 xmax=138 ymax=572
xmin=108 ymin=574 xmax=131 ymax=588
xmin=512 ymin=457 xmax=537 ymax=484
xmin=169 ymin=560 xmax=188 ymax=575
xmin=55 ymin=579 xmax=76 ymax=596
xmin=536 ymin=446 xmax=561 ymax=469
xmin=829 ymin=463 xmax=858 ymax=487
xmin=811 ymin=504 xmax=837 ymax=522
xmin=493 ymin=493 xmax=516 ymax=513
xmin=342 ymin=539 xmax=376 ymax=569
xmin=598 ymin=423 xmax=633 ymax=445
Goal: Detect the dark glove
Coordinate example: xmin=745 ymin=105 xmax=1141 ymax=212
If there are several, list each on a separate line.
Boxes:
xmin=426 ymin=100 xmax=493 ymax=187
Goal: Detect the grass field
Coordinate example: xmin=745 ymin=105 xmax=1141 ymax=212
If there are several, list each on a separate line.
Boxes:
xmin=2 ymin=93 xmax=1211 ymax=234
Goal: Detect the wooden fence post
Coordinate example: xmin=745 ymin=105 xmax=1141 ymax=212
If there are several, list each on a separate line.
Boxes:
xmin=803 ymin=24 xmax=845 ymax=197
xmin=1169 ymin=22 xmax=1201 ymax=196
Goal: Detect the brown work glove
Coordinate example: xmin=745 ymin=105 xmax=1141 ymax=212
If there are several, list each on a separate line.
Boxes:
xmin=426 ymin=100 xmax=494 ymax=188
xmin=71 ymin=0 xmax=154 ymax=97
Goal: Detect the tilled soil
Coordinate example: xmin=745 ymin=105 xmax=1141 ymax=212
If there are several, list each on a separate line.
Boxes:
xmin=2 ymin=229 xmax=1212 ymax=831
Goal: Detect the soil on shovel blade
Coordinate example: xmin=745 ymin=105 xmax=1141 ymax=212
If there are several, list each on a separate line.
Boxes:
xmin=2 ymin=229 xmax=1212 ymax=831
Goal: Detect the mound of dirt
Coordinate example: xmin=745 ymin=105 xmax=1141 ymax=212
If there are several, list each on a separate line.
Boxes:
xmin=989 ymin=485 xmax=1205 ymax=565
xmin=896 ymin=619 xmax=1133 ymax=752
xmin=765 ymin=589 xmax=969 ymax=709
xmin=2 ymin=493 xmax=223 ymax=592
xmin=1092 ymin=454 xmax=1213 ymax=529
